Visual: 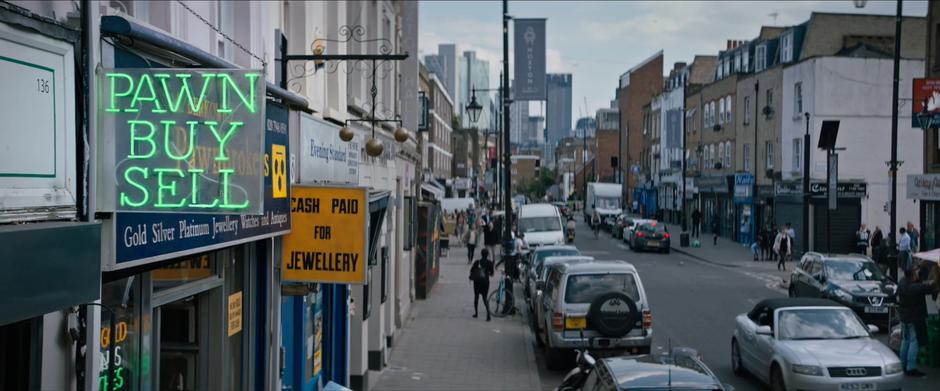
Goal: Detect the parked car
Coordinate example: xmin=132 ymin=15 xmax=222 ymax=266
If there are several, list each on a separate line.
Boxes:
xmin=611 ymin=214 xmax=631 ymax=239
xmin=731 ymin=298 xmax=902 ymax=391
xmin=788 ymin=253 xmax=896 ymax=327
xmin=571 ymin=348 xmax=728 ymax=391
xmin=529 ymin=255 xmax=595 ymax=348
xmin=524 ymin=245 xmax=581 ymax=305
xmin=621 ymin=219 xmax=654 ymax=245
xmin=629 ymin=222 xmax=671 ymax=253
xmin=538 ymin=261 xmax=652 ymax=370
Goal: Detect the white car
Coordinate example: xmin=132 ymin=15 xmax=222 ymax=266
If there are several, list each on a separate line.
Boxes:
xmin=731 ymin=298 xmax=902 ymax=391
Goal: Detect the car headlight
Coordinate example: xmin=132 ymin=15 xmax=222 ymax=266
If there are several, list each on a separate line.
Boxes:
xmin=885 ymin=362 xmax=903 ymax=374
xmin=829 ymin=288 xmax=853 ymax=302
xmin=791 ymin=364 xmax=824 ymax=376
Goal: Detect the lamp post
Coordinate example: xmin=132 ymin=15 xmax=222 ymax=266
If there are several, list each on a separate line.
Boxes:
xmin=502 ymin=0 xmax=513 ymax=254
xmin=803 ymin=112 xmax=811 ymax=255
xmin=467 ymin=83 xmax=503 ymax=206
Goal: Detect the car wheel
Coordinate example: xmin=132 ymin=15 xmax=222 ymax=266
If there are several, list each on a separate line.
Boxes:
xmin=770 ymin=364 xmax=786 ymax=391
xmin=664 ymin=248 xmax=670 ymax=254
xmin=544 ymin=347 xmax=569 ymax=370
xmin=731 ymin=339 xmax=746 ymax=376
xmin=530 ymin=313 xmax=545 ymax=347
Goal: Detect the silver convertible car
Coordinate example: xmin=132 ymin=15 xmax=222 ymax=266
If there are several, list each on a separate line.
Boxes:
xmin=731 ymin=298 xmax=902 ymax=391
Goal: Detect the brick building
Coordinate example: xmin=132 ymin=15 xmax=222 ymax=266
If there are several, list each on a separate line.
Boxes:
xmin=618 ymin=51 xmax=664 ymax=205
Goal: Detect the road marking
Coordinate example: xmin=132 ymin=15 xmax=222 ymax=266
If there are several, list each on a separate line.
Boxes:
xmin=581 ymin=250 xmax=610 ymax=255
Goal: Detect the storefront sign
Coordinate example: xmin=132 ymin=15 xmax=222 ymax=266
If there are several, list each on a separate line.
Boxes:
xmin=809 ymin=181 xmax=866 ymax=198
xmin=98 ymin=69 xmax=265 ymax=214
xmin=227 ymin=291 xmax=243 ymax=336
xmin=695 ymin=176 xmax=727 ymax=193
xmin=283 ymin=186 xmax=368 ymax=284
xmin=775 ymin=181 xmax=803 ymax=196
xmin=912 ymin=78 xmax=940 ymax=128
xmin=299 ymin=114 xmax=359 ymax=184
xmin=513 ymin=19 xmax=546 ymax=100
xmin=734 ymin=173 xmax=755 ymax=203
xmin=907 ymin=174 xmax=940 ymax=200
xmin=109 ymin=101 xmax=291 ymax=268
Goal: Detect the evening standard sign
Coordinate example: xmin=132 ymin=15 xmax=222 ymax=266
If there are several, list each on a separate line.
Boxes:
xmin=907 ymin=174 xmax=940 ymax=200
xmin=283 ymin=186 xmax=368 ymax=284
xmin=98 ymin=69 xmax=265 ymax=214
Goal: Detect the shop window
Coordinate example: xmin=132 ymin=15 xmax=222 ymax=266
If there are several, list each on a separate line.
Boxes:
xmin=100 ymin=276 xmax=142 ymax=391
xmin=153 ymin=253 xmax=219 ymax=294
xmin=793 ymin=138 xmax=802 ymax=171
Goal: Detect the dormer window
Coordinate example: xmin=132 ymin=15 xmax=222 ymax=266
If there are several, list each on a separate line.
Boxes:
xmin=734 ymin=53 xmax=741 ymax=72
xmin=755 ymin=45 xmax=767 ymax=72
xmin=743 ymin=50 xmax=750 ymax=71
xmin=781 ymin=33 xmax=794 ymax=63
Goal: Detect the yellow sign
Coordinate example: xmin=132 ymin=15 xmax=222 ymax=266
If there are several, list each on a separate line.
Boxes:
xmin=271 ymin=143 xmax=287 ymax=198
xmin=282 ymin=186 xmax=368 ymax=284
xmin=228 ymin=291 xmax=243 ymax=336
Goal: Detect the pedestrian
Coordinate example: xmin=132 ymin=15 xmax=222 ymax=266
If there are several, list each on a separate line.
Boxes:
xmin=456 ymin=211 xmax=465 ymax=241
xmin=855 ymin=224 xmax=871 ymax=256
xmin=898 ymin=227 xmax=913 ymax=272
xmin=711 ymin=213 xmax=720 ymax=246
xmin=691 ymin=208 xmax=702 ymax=238
xmin=907 ymin=221 xmax=920 ymax=252
xmin=466 ymin=221 xmax=479 ymax=264
xmin=764 ymin=225 xmax=776 ymax=262
xmin=591 ymin=210 xmax=601 ymax=239
xmin=483 ymin=214 xmax=500 ymax=259
xmin=469 ymin=248 xmax=495 ymax=321
xmin=510 ymin=230 xmax=526 ymax=281
xmin=773 ymin=227 xmax=792 ymax=271
xmin=785 ymin=222 xmax=795 ymax=243
xmin=871 ymin=226 xmax=885 ymax=269
xmin=897 ymin=261 xmax=939 ymax=377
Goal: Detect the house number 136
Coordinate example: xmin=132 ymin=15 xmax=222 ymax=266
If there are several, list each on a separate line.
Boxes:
xmin=37 ymin=78 xmax=49 ymax=94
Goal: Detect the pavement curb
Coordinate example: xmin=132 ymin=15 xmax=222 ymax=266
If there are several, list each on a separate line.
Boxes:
xmin=519 ymin=293 xmax=544 ymax=391
xmin=671 ymin=245 xmax=742 ymax=268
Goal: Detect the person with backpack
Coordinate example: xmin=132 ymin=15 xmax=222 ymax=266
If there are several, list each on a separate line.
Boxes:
xmin=469 ymin=248 xmax=495 ymax=321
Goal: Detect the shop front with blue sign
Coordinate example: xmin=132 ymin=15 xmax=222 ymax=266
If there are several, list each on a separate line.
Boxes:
xmin=733 ymin=173 xmax=755 ymax=245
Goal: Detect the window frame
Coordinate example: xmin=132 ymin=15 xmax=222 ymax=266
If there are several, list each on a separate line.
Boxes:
xmin=744 ymin=96 xmax=751 ymax=125
xmin=744 ymin=143 xmax=751 ymax=172
xmin=794 ymin=82 xmax=803 ymax=116
xmin=766 ymin=141 xmax=775 ymax=169
xmin=781 ymin=33 xmax=793 ymax=63
xmin=755 ymin=45 xmax=767 ymax=72
xmin=793 ymin=138 xmax=802 ymax=172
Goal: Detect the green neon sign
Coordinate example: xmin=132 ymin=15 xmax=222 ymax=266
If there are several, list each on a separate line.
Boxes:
xmin=100 ymin=69 xmax=265 ymax=213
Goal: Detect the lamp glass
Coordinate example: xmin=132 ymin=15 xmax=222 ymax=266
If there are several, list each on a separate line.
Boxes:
xmin=466 ymin=94 xmax=483 ymax=123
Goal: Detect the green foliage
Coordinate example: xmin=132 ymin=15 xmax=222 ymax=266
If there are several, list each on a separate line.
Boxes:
xmin=517 ymin=168 xmax=557 ymax=200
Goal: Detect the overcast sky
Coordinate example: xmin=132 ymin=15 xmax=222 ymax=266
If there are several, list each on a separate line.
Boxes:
xmin=419 ymin=0 xmax=928 ymax=128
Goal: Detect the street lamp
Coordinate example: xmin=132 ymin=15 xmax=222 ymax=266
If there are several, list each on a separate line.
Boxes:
xmin=466 ymin=92 xmax=483 ymax=124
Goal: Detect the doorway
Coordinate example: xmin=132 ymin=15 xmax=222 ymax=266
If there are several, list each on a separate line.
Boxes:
xmin=156 ymin=294 xmax=207 ymax=391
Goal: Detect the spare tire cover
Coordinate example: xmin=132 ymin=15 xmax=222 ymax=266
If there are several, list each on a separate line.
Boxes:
xmin=587 ymin=292 xmax=639 ymax=338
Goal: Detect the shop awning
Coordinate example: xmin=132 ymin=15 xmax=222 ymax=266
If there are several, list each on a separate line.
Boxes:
xmin=368 ymin=191 xmax=391 ymax=264
xmin=914 ymin=248 xmax=940 ymax=263
xmin=100 ymin=15 xmax=309 ymax=110
xmin=0 ymin=222 xmax=101 ymax=326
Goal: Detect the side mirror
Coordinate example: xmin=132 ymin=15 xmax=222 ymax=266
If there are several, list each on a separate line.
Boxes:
xmin=756 ymin=325 xmax=773 ymax=336
xmin=535 ymin=281 xmax=545 ymax=290
xmin=867 ymin=324 xmax=879 ymax=334
xmin=813 ymin=273 xmax=826 ymax=284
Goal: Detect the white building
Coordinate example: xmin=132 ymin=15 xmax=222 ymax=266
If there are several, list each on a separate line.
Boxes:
xmin=781 ymin=56 xmax=923 ymax=240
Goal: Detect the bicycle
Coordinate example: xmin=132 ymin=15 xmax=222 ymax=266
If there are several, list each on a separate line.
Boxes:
xmin=488 ymin=269 xmax=516 ymax=318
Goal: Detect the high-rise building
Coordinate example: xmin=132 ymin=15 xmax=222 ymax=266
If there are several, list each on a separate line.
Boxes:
xmin=461 ymin=50 xmax=491 ymax=128
xmin=546 ymin=73 xmax=573 ymax=146
xmin=575 ymin=116 xmax=596 ymax=138
xmin=423 ymin=43 xmax=460 ymax=111
xmin=510 ymin=100 xmax=529 ymax=144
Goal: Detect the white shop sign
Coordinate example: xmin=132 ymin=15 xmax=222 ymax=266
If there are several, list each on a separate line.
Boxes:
xmin=299 ymin=114 xmax=359 ymax=185
xmin=907 ymin=174 xmax=940 ymax=200
xmin=0 ymin=23 xmax=77 ymax=219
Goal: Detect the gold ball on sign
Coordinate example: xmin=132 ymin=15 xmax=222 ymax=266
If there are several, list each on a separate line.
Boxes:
xmin=393 ymin=126 xmax=410 ymax=143
xmin=339 ymin=126 xmax=354 ymax=142
xmin=366 ymin=138 xmax=384 ymax=157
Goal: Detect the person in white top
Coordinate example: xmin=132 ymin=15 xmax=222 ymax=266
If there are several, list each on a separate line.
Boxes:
xmin=898 ymin=227 xmax=913 ymax=272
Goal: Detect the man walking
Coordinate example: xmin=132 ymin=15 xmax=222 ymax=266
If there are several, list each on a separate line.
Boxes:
xmin=897 ymin=261 xmax=938 ymax=377
xmin=898 ymin=227 xmax=912 ymax=272
xmin=469 ymin=248 xmax=495 ymax=321
xmin=907 ymin=221 xmax=920 ymax=252
xmin=691 ymin=208 xmax=702 ymax=238
xmin=483 ymin=214 xmax=500 ymax=260
xmin=711 ymin=212 xmax=720 ymax=246
xmin=773 ymin=227 xmax=792 ymax=271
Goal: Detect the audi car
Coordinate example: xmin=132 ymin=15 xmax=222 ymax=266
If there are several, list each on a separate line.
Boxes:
xmin=732 ymin=298 xmax=902 ymax=391
xmin=628 ymin=222 xmax=671 ymax=253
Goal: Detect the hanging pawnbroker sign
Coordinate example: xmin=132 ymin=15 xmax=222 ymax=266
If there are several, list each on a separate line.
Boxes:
xmin=283 ymin=186 xmax=368 ymax=284
xmin=513 ymin=18 xmax=546 ymax=100
xmin=299 ymin=114 xmax=359 ymax=185
xmin=98 ymin=69 xmax=265 ymax=214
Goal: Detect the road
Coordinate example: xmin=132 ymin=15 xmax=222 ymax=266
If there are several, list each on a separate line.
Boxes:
xmin=530 ymin=221 xmax=772 ymax=390
xmin=531 ymin=220 xmax=936 ymax=391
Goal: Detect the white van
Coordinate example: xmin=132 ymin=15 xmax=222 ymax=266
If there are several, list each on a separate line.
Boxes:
xmin=517 ymin=203 xmax=565 ymax=247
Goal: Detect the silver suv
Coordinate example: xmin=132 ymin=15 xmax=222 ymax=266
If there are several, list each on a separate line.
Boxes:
xmin=537 ymin=260 xmax=653 ymax=370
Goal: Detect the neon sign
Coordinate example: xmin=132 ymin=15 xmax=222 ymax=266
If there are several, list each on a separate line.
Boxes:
xmin=99 ymin=69 xmax=265 ymax=214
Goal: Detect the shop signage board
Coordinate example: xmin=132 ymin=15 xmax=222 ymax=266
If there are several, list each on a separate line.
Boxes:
xmin=109 ymin=101 xmax=291 ymax=269
xmin=227 ymin=291 xmax=243 ymax=336
xmin=98 ymin=68 xmax=265 ymax=214
xmin=513 ymin=18 xmax=546 ymax=100
xmin=907 ymin=174 xmax=940 ymax=200
xmin=299 ymin=114 xmax=359 ymax=184
xmin=0 ymin=27 xmax=77 ymax=216
xmin=912 ymin=78 xmax=940 ymax=128
xmin=283 ymin=186 xmax=368 ymax=284
xmin=809 ymin=181 xmax=866 ymax=198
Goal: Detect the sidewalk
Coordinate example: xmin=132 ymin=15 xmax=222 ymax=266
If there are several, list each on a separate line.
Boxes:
xmin=373 ymin=241 xmax=542 ymax=391
xmin=660 ymin=221 xmax=792 ymax=290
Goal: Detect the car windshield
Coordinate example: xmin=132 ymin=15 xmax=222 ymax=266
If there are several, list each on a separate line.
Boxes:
xmin=825 ymin=259 xmax=885 ymax=281
xmin=596 ymin=197 xmax=619 ymax=209
xmin=777 ymin=308 xmax=870 ymax=340
xmin=519 ymin=216 xmax=561 ymax=233
xmin=640 ymin=224 xmax=666 ymax=234
xmin=564 ymin=273 xmax=640 ymax=303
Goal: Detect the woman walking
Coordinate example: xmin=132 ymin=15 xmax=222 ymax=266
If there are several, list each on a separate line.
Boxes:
xmin=469 ymin=248 xmax=494 ymax=321
xmin=466 ymin=221 xmax=479 ymax=264
xmin=773 ymin=227 xmax=792 ymax=271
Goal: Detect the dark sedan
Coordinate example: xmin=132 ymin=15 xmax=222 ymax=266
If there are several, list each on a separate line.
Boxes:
xmin=788 ymin=252 xmax=896 ymax=326
xmin=576 ymin=348 xmax=727 ymax=390
xmin=629 ymin=222 xmax=671 ymax=254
